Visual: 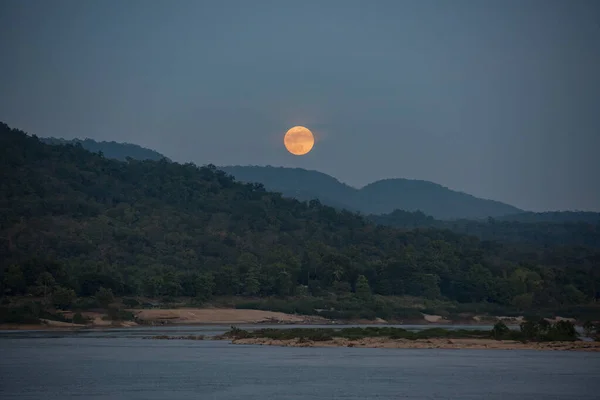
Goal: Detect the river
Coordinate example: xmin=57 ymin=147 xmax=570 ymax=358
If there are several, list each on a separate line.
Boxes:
xmin=1 ymin=326 xmax=599 ymax=399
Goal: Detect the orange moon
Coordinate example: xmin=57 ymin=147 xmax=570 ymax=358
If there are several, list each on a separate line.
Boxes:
xmin=284 ymin=126 xmax=314 ymax=155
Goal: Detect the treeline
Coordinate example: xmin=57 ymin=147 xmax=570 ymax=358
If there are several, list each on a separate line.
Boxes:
xmin=1 ymin=122 xmax=599 ymax=318
xmin=40 ymin=137 xmax=169 ymax=162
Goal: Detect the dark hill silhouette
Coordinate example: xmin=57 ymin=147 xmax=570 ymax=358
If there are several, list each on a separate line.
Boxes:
xmin=40 ymin=137 xmax=598 ymax=223
xmin=357 ymin=178 xmax=521 ymax=218
xmin=221 ymin=166 xmax=522 ymax=219
xmin=219 ymin=166 xmax=358 ymax=212
xmin=2 ymin=121 xmax=599 ymax=316
xmin=41 ymin=137 xmax=169 ymax=162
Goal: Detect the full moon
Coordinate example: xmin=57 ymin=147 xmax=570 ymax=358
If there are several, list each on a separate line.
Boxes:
xmin=284 ymin=126 xmax=314 ymax=156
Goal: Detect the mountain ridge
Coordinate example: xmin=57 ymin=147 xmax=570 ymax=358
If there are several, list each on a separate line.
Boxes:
xmin=40 ymin=137 xmax=170 ymax=162
xmin=39 ymin=136 xmax=599 ymax=222
xmin=220 ymin=165 xmax=523 ymax=219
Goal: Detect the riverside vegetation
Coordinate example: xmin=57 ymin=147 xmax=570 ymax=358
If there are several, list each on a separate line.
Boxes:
xmin=222 ymin=319 xmax=582 ymax=342
xmin=1 ymin=122 xmax=599 ymax=326
xmin=142 ymin=319 xmax=600 ymax=351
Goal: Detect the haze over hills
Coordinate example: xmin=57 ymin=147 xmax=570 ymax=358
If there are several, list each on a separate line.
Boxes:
xmin=221 ymin=165 xmax=523 ymax=220
xmin=41 ymin=136 xmax=599 ymax=223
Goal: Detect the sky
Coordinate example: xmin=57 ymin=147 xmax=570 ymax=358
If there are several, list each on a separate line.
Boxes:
xmin=1 ymin=0 xmax=599 ymax=212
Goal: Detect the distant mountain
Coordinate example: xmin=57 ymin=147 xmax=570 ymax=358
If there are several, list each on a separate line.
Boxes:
xmin=369 ymin=209 xmax=600 ymax=248
xmin=219 ymin=166 xmax=358 ymax=211
xmin=39 ymin=139 xmax=594 ymax=222
xmin=220 ymin=166 xmax=522 ymax=220
xmin=357 ymin=178 xmax=522 ymax=219
xmin=41 ymin=137 xmax=169 ymax=162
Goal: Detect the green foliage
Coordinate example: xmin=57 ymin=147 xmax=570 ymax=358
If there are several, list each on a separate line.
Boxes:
xmin=104 ymin=307 xmax=135 ymax=321
xmin=370 ymin=210 xmax=600 ymax=248
xmin=0 ymin=301 xmax=69 ymax=324
xmin=52 ymin=287 xmax=77 ymax=310
xmin=0 ymin=304 xmax=41 ymax=324
xmin=225 ymin=321 xmax=579 ymax=343
xmin=122 ymin=297 xmax=140 ymax=307
xmin=355 ymin=275 xmax=372 ymax=300
xmin=226 ymin=326 xmax=489 ymax=341
xmin=491 ymin=321 xmax=510 ymax=339
xmin=519 ymin=318 xmax=578 ymax=341
xmin=1 ymin=122 xmax=599 ymax=315
xmin=95 ymin=287 xmax=115 ymax=308
xmin=72 ymin=312 xmax=89 ymax=325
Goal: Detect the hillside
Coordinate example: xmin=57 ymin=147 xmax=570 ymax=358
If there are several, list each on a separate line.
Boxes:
xmin=220 ymin=166 xmax=358 ymax=211
xmin=221 ymin=166 xmax=522 ymax=219
xmin=1 ymin=121 xmax=599 ymax=321
xmin=369 ymin=210 xmax=600 ymax=249
xmin=358 ymin=178 xmax=522 ymax=218
xmin=41 ymin=137 xmax=169 ymax=162
xmin=44 ymin=140 xmax=524 ymax=219
xmin=45 ymin=140 xmax=597 ymax=224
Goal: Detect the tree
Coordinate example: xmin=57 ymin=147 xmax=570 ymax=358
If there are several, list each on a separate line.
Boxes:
xmin=355 ymin=275 xmax=371 ymax=300
xmin=583 ymin=321 xmax=596 ymax=338
xmin=35 ymin=272 xmax=56 ymax=303
xmin=95 ymin=287 xmax=115 ymax=308
xmin=52 ymin=287 xmax=77 ymax=310
xmin=491 ymin=321 xmax=510 ymax=340
xmin=243 ymin=267 xmax=261 ymax=296
xmin=2 ymin=264 xmax=26 ymax=295
xmin=194 ymin=272 xmax=215 ymax=301
xmin=548 ymin=320 xmax=578 ymax=341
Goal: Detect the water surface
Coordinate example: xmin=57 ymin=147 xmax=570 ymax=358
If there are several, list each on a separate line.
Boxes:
xmin=1 ymin=329 xmax=598 ymax=399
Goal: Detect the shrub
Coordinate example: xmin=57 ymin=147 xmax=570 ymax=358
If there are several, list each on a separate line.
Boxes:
xmin=491 ymin=321 xmax=510 ymax=340
xmin=72 ymin=312 xmax=89 ymax=325
xmin=121 ymin=297 xmax=140 ymax=307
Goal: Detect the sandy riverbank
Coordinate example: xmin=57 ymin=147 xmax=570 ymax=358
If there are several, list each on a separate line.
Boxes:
xmin=131 ymin=308 xmax=329 ymax=325
xmin=230 ymin=337 xmax=600 ymax=352
xmin=0 ymin=307 xmax=584 ymax=331
xmin=0 ymin=308 xmax=330 ymax=330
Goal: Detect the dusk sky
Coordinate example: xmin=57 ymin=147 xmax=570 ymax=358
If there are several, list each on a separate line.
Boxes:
xmin=1 ymin=0 xmax=599 ymax=212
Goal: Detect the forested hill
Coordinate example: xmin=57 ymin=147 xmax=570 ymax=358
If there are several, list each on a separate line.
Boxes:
xmin=31 ymin=138 xmax=598 ymax=249
xmin=1 ymin=121 xmax=599 ymax=315
xmin=369 ymin=210 xmax=600 ymax=249
xmin=221 ymin=166 xmax=522 ymax=219
xmin=41 ymin=137 xmax=169 ymax=162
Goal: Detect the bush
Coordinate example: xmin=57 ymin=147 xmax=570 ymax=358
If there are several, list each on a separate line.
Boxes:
xmin=122 ymin=297 xmax=140 ymax=307
xmin=519 ymin=318 xmax=578 ymax=342
xmin=491 ymin=321 xmax=510 ymax=340
xmin=95 ymin=287 xmax=115 ymax=308
xmin=104 ymin=307 xmax=135 ymax=321
xmin=73 ymin=297 xmax=100 ymax=310
xmin=0 ymin=305 xmax=40 ymax=324
xmin=52 ymin=287 xmax=77 ymax=310
xmin=72 ymin=312 xmax=89 ymax=325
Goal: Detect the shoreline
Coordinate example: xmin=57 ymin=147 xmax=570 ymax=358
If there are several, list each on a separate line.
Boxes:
xmin=0 ymin=307 xmax=584 ymax=332
xmin=229 ymin=337 xmax=600 ymax=352
xmin=0 ymin=318 xmax=524 ymax=332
